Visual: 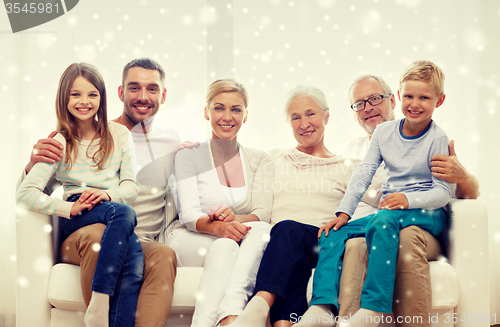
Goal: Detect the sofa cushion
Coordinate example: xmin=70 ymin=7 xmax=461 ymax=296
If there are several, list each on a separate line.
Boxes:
xmin=50 ymin=308 xmax=85 ymax=327
xmin=48 ymin=264 xmax=86 ymax=311
xmin=47 ymin=264 xmax=204 ymax=313
xmin=47 ymin=261 xmax=458 ymax=314
xmin=171 ymin=267 xmax=203 ymax=314
xmin=429 ymin=261 xmax=459 ymax=309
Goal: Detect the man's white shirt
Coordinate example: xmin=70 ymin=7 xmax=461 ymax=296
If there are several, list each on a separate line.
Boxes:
xmin=344 ymin=136 xmax=385 ymax=220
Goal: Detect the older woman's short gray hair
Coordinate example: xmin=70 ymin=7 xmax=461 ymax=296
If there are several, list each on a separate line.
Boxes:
xmin=284 ymin=85 xmax=329 ymax=121
xmin=347 ymin=74 xmax=392 ymax=104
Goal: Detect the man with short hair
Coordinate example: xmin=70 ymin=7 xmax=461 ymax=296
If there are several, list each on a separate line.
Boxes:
xmin=23 ymin=58 xmax=184 ymax=327
xmin=338 ymin=74 xmax=479 ymax=326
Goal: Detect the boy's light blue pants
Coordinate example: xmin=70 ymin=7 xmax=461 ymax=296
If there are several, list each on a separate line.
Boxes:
xmin=310 ymin=208 xmax=446 ymax=314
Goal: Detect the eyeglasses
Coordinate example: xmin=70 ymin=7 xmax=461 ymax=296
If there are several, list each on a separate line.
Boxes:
xmin=351 ymin=94 xmax=391 ymax=112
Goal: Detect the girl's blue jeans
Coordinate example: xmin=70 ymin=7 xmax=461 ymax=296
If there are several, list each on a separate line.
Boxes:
xmin=62 ymin=194 xmax=144 ymax=327
xmin=311 ymin=208 xmax=446 ymax=314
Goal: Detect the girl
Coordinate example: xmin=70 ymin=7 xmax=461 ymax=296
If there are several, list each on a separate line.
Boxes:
xmin=166 ymin=78 xmax=274 ymax=327
xmin=16 ymin=63 xmax=142 ymax=327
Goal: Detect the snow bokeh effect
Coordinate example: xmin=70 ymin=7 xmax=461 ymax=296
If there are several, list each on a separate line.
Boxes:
xmin=1 ymin=0 xmax=500 ymax=321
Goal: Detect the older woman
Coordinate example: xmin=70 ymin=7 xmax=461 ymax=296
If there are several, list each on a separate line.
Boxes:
xmin=166 ymin=79 xmax=274 ymax=327
xmin=229 ymin=86 xmax=383 ymax=327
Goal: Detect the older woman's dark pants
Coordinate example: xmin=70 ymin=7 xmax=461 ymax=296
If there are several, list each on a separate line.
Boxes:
xmin=253 ymin=220 xmax=320 ymax=325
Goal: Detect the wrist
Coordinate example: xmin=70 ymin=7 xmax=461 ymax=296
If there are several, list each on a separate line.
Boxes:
xmin=25 ymin=162 xmax=34 ymax=175
xmin=212 ymin=220 xmax=225 ymax=237
xmin=458 ymin=171 xmax=471 ymax=185
xmin=337 ymin=212 xmax=350 ymax=221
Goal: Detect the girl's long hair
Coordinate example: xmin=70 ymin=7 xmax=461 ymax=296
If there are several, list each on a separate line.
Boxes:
xmin=55 ymin=62 xmax=113 ymax=170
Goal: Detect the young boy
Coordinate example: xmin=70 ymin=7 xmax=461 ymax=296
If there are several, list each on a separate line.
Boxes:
xmin=295 ymin=60 xmax=451 ymax=327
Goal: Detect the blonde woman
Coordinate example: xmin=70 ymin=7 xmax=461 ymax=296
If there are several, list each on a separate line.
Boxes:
xmin=166 ymin=79 xmax=274 ymax=327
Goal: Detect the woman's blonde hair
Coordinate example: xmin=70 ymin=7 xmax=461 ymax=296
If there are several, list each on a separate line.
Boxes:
xmin=55 ymin=62 xmax=113 ymax=170
xmin=205 ymin=78 xmax=249 ymax=108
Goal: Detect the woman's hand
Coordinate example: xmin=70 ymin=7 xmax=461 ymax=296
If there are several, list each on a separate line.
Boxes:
xmin=214 ymin=221 xmax=251 ymax=242
xmin=318 ymin=213 xmax=349 ymax=238
xmin=208 ymin=204 xmax=235 ymax=222
xmin=79 ymin=188 xmax=111 ymax=206
xmin=379 ymin=193 xmax=408 ymax=210
xmin=70 ymin=200 xmax=93 ymax=217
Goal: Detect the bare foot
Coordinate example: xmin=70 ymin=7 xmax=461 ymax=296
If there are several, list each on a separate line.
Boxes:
xmin=84 ymin=291 xmax=109 ymax=327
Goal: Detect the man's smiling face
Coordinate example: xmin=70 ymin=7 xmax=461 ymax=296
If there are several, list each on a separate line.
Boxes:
xmin=351 ymin=77 xmax=396 ymax=137
xmin=119 ymin=67 xmax=166 ymax=128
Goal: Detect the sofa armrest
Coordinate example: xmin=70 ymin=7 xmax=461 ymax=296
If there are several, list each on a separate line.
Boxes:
xmin=16 ymin=210 xmax=55 ymax=327
xmin=448 ymin=199 xmax=489 ymax=327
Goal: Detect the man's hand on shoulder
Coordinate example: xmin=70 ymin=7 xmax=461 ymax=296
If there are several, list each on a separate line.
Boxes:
xmin=430 ymin=140 xmax=479 ymax=199
xmin=430 ymin=140 xmax=468 ymax=184
xmin=25 ymin=131 xmax=63 ymax=174
xmin=177 ymin=140 xmax=201 ymax=152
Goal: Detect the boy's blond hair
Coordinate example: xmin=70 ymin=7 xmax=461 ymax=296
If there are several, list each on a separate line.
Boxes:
xmin=399 ymin=60 xmax=445 ymax=96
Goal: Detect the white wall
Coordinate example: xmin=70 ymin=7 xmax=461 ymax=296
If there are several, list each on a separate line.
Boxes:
xmin=1 ymin=0 xmax=498 ymax=324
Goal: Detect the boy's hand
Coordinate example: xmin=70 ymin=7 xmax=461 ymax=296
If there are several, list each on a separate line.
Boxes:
xmin=70 ymin=200 xmax=93 ymax=217
xmin=379 ymin=193 xmax=409 ymax=210
xmin=318 ymin=213 xmax=349 ymax=238
xmin=79 ymin=188 xmax=111 ymax=205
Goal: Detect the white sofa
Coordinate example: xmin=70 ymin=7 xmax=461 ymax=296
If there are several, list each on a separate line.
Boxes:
xmin=16 ymin=199 xmax=489 ymax=327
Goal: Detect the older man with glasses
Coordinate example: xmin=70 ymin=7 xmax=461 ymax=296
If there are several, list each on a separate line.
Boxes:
xmin=337 ymin=74 xmax=480 ymax=327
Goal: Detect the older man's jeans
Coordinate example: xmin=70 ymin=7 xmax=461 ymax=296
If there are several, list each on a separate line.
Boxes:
xmin=62 ymin=194 xmax=144 ymax=327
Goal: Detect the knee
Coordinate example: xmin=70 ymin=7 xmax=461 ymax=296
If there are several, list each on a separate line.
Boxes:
xmin=144 ymin=243 xmax=177 ymax=273
xmin=365 ymin=210 xmax=398 ymax=232
xmin=270 ymin=220 xmax=300 ymax=238
xmin=345 ymin=238 xmax=368 ymax=259
xmin=397 ymin=226 xmax=427 ymax=265
xmin=205 ymin=238 xmax=239 ymax=267
xmin=60 ymin=224 xmax=105 ymax=263
xmin=318 ymin=232 xmax=335 ymax=249
xmin=210 ymin=238 xmax=239 ymax=254
xmin=399 ymin=226 xmax=426 ymax=249
xmin=244 ymin=221 xmax=272 ymax=243
xmin=318 ymin=224 xmax=351 ymax=249
xmin=113 ymin=204 xmax=137 ymax=231
xmin=78 ymin=224 xmax=106 ymax=256
xmin=268 ymin=221 xmax=297 ymax=251
xmin=245 ymin=221 xmax=272 ymax=233
xmin=122 ymin=205 xmax=137 ymax=227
